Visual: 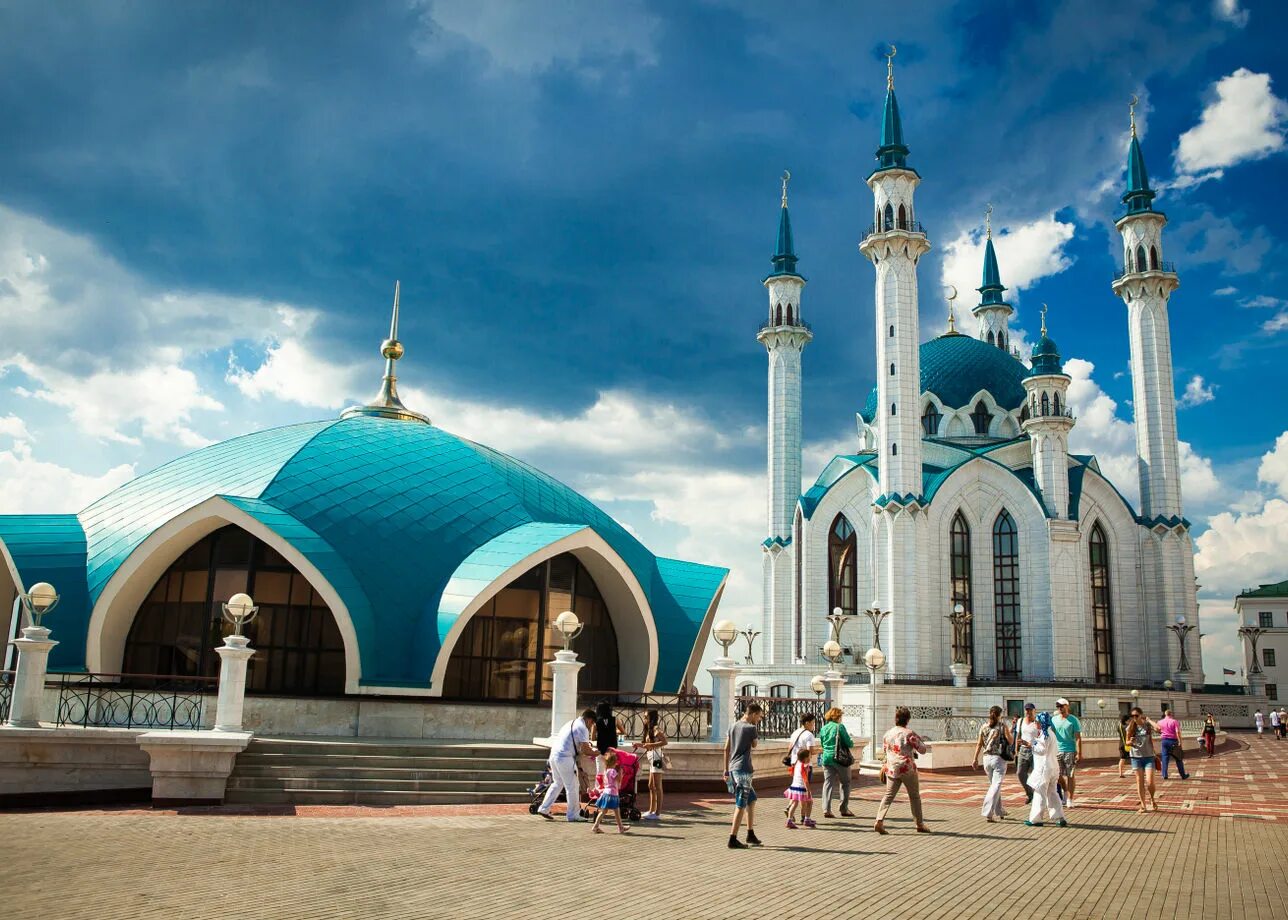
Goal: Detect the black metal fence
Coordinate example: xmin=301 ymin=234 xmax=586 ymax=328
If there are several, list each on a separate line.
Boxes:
xmin=734 ymin=696 xmax=825 ymax=739
xmin=578 ymin=690 xmax=713 ymax=742
xmin=0 ymin=670 xmax=13 ymax=723
xmin=54 ymin=672 xmax=214 ymax=730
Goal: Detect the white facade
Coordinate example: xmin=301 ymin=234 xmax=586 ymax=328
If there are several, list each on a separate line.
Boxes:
xmin=1236 ymin=584 xmax=1288 ymax=705
xmin=744 ymin=86 xmax=1204 ymax=701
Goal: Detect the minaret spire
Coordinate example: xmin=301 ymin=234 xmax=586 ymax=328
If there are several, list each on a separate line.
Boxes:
xmin=340 ymin=281 xmax=431 ymax=424
xmin=1124 ymin=94 xmax=1156 ymax=215
xmin=769 ymin=170 xmax=801 ymax=278
xmin=874 ymin=44 xmax=911 ymax=173
xmin=972 ymin=206 xmax=1013 ymax=349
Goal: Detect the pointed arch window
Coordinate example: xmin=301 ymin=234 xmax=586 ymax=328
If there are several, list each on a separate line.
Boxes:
xmin=922 ymin=402 xmax=941 ymax=437
xmin=993 ymin=509 xmax=1022 ymax=679
xmin=987 ymin=330 xmax=995 ymax=346
xmin=1019 ymin=404 xmax=1030 ymax=423
xmin=1090 ymin=522 xmax=1115 ymax=682
xmin=775 ymin=304 xmax=783 ymax=326
xmin=883 ymin=203 xmax=894 ymax=231
xmin=786 ymin=305 xmax=794 ymax=325
xmin=1053 ymin=392 xmax=1061 ymax=414
xmin=828 ymin=515 xmax=858 ymax=619
xmin=897 ymin=203 xmax=907 ymax=230
xmin=1040 ymin=392 xmax=1050 ymax=416
xmin=1149 ymin=246 xmax=1159 ymax=270
xmin=949 ymin=511 xmax=974 ymax=668
xmin=891 ymin=403 xmax=896 ymax=416
xmin=971 ymin=400 xmax=992 ymax=435
xmin=1135 ymin=245 xmax=1147 ymax=273
xmin=999 ymin=332 xmax=1007 ymax=351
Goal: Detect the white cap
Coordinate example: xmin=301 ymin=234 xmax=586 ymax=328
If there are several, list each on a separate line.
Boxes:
xmin=1055 ymin=697 xmax=1070 ymax=707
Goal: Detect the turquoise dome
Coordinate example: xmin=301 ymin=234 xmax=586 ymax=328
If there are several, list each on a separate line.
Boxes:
xmin=1028 ymin=333 xmax=1064 ymax=376
xmin=2 ymin=415 xmax=726 ymax=690
xmin=861 ymin=333 xmax=1030 ymax=422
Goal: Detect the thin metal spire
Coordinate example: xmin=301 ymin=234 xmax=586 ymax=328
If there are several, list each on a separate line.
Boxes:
xmin=985 ymin=202 xmax=993 ymax=239
xmin=946 ymin=284 xmax=958 ymax=334
xmin=781 ymin=169 xmax=790 ymax=208
xmin=886 ymin=44 xmax=896 ymax=90
xmin=1040 ymin=302 xmax=1049 ymax=336
xmin=389 ymin=279 xmax=401 ymax=340
xmin=1129 ymin=94 xmax=1138 ymax=138
xmin=340 ymin=281 xmax=431 ymax=425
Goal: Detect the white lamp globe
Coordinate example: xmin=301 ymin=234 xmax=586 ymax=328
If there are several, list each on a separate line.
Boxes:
xmin=1097 ymin=698 xmax=1106 ymax=709
xmin=1130 ymin=688 xmax=1140 ymax=698
xmin=953 ymin=603 xmax=965 ymax=615
xmin=1163 ymin=679 xmax=1173 ymax=690
xmin=810 ymin=675 xmax=826 ymax=694
xmin=1174 ymin=615 xmax=1186 ymax=625
xmin=27 ymin=582 xmax=58 ymax=612
xmin=712 ymin=619 xmax=739 ymax=645
xmin=226 ymin=593 xmax=255 ymax=619
xmin=554 ymin=610 xmax=582 ymax=638
xmin=832 ymin=606 xmax=843 ymax=617
xmin=864 ymin=647 xmax=886 ymax=671
xmin=822 ymin=640 xmax=842 ymax=661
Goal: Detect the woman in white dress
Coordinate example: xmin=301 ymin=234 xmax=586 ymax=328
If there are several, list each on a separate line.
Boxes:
xmin=1025 ymin=711 xmax=1067 ymax=828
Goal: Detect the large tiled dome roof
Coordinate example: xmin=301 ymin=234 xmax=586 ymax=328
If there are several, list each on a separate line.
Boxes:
xmin=861 ymin=332 xmax=1030 ymax=422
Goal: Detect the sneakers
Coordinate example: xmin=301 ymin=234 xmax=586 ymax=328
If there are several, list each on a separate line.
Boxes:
xmin=642 ymin=812 xmax=660 ymax=821
xmin=1024 ymin=820 xmax=1043 ymax=827
xmin=1057 ymin=819 xmax=1069 ymax=827
xmin=785 ymin=818 xmax=798 ymax=829
xmin=803 ymin=818 xmax=817 ymax=828
xmin=728 ymin=835 xmax=747 ymax=849
xmin=840 ymin=810 xmax=856 ymax=818
xmin=746 ymin=830 xmax=763 ymax=847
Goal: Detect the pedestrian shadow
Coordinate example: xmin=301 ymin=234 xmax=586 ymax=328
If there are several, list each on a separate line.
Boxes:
xmin=770 ymin=845 xmax=893 ymax=855
xmin=1062 ymin=822 xmax=1169 ymax=834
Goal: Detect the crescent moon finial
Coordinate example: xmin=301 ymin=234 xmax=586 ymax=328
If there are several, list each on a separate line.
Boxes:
xmin=886 ymin=44 xmax=897 ymax=90
xmin=1129 ymin=94 xmax=1139 ymax=138
xmin=945 ymin=285 xmax=958 ymax=334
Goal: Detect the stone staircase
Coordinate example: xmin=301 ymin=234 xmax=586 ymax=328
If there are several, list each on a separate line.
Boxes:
xmin=224 ymin=737 xmax=551 ymax=806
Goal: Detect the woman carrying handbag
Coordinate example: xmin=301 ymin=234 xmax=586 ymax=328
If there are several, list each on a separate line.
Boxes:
xmin=819 ymin=707 xmax=856 ymax=819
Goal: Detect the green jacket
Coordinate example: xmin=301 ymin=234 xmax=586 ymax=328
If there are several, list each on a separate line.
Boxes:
xmin=819 ymin=720 xmax=853 ymax=767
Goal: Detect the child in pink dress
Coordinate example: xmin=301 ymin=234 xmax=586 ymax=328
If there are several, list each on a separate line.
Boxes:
xmin=784 ymin=748 xmax=814 ymax=829
xmin=592 ymin=751 xmax=627 ymax=834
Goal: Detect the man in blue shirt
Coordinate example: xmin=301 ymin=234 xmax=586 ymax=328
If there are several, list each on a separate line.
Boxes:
xmin=537 ymin=708 xmax=596 ymax=822
xmin=1050 ymin=698 xmax=1083 ymax=807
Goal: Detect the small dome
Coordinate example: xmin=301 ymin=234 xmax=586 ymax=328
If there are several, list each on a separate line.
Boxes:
xmin=1028 ymin=333 xmax=1064 ymax=377
xmin=861 ymin=333 xmax=1029 ymax=422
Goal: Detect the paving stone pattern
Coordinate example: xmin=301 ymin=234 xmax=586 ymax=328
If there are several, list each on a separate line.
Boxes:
xmin=1 ymin=734 xmax=1285 ymax=920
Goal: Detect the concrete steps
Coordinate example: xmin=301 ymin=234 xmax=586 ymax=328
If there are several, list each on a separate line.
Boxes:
xmin=225 ymin=737 xmax=550 ymax=806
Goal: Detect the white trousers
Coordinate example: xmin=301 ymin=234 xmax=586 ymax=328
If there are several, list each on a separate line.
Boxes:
xmin=1028 ymin=776 xmax=1065 ymax=824
xmin=539 ymin=756 xmax=580 ymax=821
xmin=981 ymin=754 xmax=1008 ymax=818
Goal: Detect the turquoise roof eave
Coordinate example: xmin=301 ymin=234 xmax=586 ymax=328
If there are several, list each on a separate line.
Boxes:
xmin=0 ymin=514 xmax=91 ymax=671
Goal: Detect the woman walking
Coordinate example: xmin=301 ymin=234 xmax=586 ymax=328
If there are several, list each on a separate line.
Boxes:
xmin=1125 ymin=706 xmax=1159 ymax=813
xmin=1201 ymin=714 xmax=1217 ymax=758
xmin=636 ymin=708 xmax=668 ymax=820
xmin=873 ymin=706 xmax=930 ymax=835
xmin=1025 ymin=711 xmax=1067 ymax=827
xmin=971 ymin=705 xmax=1014 ymax=822
xmin=819 ymin=707 xmax=856 ymax=818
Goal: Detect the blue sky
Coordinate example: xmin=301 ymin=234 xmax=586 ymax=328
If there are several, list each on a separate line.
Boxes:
xmin=1 ymin=0 xmax=1285 ymax=684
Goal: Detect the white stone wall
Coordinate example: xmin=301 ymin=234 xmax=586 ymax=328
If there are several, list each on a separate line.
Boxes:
xmin=973 ymin=305 xmax=1013 ymax=348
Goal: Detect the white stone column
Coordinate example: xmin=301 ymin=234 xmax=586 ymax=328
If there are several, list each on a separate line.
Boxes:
xmin=823 ymin=670 xmax=845 ymax=711
xmin=708 ymin=656 xmax=740 ymax=744
xmin=213 ymin=635 xmax=255 ymax=732
xmin=950 ymin=662 xmax=971 ymax=689
xmin=4 ymin=626 xmax=57 ymax=728
xmin=547 ymin=649 xmax=585 ymax=739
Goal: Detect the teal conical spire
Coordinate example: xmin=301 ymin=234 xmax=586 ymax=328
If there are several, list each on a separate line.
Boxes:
xmin=1123 ymin=97 xmax=1156 ymax=215
xmin=977 ymin=210 xmax=1007 ymax=306
xmin=874 ymin=45 xmax=910 ymax=172
xmin=766 ymin=170 xmax=802 ymax=280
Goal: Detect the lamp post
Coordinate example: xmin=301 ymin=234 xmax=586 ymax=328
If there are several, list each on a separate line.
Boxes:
xmin=860 ymin=607 xmax=889 ymax=684
xmin=4 ymin=582 xmax=60 ymax=728
xmin=212 ymin=593 xmax=259 ymax=732
xmin=863 ymin=646 xmax=886 ymax=770
xmin=947 ymin=603 xmax=973 ymax=688
xmin=739 ymin=624 xmax=761 ymax=665
xmin=545 ymin=610 xmax=585 ymax=739
xmin=1166 ymin=615 xmax=1195 ymax=687
xmin=1237 ymin=625 xmax=1267 ymax=697
xmin=821 ymin=638 xmax=845 ymax=710
xmin=708 ymin=619 xmax=741 ymax=743
xmin=810 ymin=675 xmax=825 ymax=702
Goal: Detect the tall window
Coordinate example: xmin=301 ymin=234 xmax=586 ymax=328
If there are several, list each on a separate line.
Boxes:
xmin=883 ymin=203 xmax=894 ymax=231
xmin=1135 ymin=245 xmax=1147 ymax=273
xmin=1149 ymin=245 xmax=1159 ymax=270
xmin=775 ymin=304 xmax=782 ymax=326
xmin=1260 ymin=611 xmax=1273 ymax=628
xmin=1266 ymin=648 xmax=1277 ymax=668
xmin=786 ymin=305 xmax=793 ymax=325
xmin=988 ymin=330 xmax=995 ymax=345
xmin=993 ymin=510 xmax=1021 ymax=678
xmin=971 ymin=401 xmax=992 ymax=435
xmin=829 ymin=515 xmax=858 ymax=618
xmin=443 ymin=552 xmax=618 ymax=701
xmin=1041 ymin=392 xmax=1050 ymax=416
xmin=1089 ymin=522 xmax=1115 ymax=682
xmin=949 ymin=511 xmax=974 ymax=668
xmin=897 ymin=203 xmax=907 ymax=229
xmin=123 ymin=525 xmax=346 ymax=695
xmin=922 ymin=403 xmax=942 ymax=437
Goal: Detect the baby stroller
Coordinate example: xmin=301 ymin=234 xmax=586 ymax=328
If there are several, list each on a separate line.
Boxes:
xmin=526 ymin=756 xmax=594 ymax=814
xmin=581 ymin=747 xmax=643 ymax=822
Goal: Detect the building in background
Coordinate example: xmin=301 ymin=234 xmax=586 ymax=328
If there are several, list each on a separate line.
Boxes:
xmin=1236 ymin=580 xmax=1288 ymax=704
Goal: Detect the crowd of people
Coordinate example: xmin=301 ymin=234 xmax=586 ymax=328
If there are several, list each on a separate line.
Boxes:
xmin=1254 ymin=707 xmax=1288 ymax=740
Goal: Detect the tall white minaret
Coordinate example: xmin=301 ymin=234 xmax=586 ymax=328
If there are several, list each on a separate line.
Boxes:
xmin=1021 ymin=305 xmax=1074 ymax=519
xmin=858 ymin=47 xmax=931 ymax=674
xmin=972 ymin=206 xmax=1014 ymax=351
xmin=1110 ymin=98 xmax=1202 ymax=684
xmin=758 ymin=171 xmax=812 ymax=666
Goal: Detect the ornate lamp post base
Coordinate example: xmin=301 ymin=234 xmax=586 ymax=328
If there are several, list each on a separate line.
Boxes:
xmin=950 ymin=662 xmax=971 ymax=689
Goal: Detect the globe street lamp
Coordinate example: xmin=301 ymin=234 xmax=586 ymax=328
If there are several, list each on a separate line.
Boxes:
xmin=864 ymin=646 xmax=886 ymax=769
xmin=5 ymin=582 xmax=61 ymax=728
xmin=739 ymin=624 xmax=761 ymax=665
xmin=826 ymin=606 xmax=857 ymax=652
xmin=553 ymin=610 xmax=584 ymax=651
xmin=221 ymin=592 xmax=259 ymax=638
xmin=19 ymin=582 xmax=59 ymax=628
xmin=860 ymin=606 xmax=889 ymax=652
xmin=712 ymin=619 xmax=739 ymax=661
xmin=1166 ymin=615 xmax=1196 ymax=679
xmin=709 ymin=619 xmax=742 ymax=744
xmin=947 ymin=603 xmax=973 ymax=687
xmin=810 ymin=675 xmax=826 ymax=701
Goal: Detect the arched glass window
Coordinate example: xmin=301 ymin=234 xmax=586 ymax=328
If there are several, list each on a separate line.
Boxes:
xmin=739 ymin=683 xmax=758 ymax=697
xmin=786 ymin=304 xmax=794 ymax=325
xmin=828 ymin=515 xmax=858 ymax=618
xmin=443 ymin=552 xmax=618 ymax=701
xmin=890 ymin=363 xmax=896 ymax=375
xmin=883 ymin=203 xmax=894 ymax=231
xmin=1149 ymin=245 xmax=1159 ymax=270
xmin=922 ymin=403 xmax=941 ymax=437
xmin=971 ymin=400 xmax=992 ymax=435
xmin=1040 ymin=392 xmax=1050 ymax=416
xmin=891 ymin=403 xmax=896 ymax=416
xmin=891 ymin=443 xmax=897 ymax=455
xmin=123 ymin=525 xmax=347 ymax=695
xmin=897 ymin=203 xmax=907 ymax=230
xmin=987 ymin=330 xmax=995 ymax=346
xmin=1019 ymin=404 xmax=1030 ymax=423
xmin=775 ymin=304 xmax=782 ymax=326
xmin=1053 ymin=392 xmax=1061 ymax=414
xmin=993 ymin=510 xmax=1021 ymax=678
xmin=1089 ymin=522 xmax=1115 ymax=682
xmin=769 ymin=683 xmax=793 ymax=698
xmin=999 ymin=332 xmax=1007 ymax=351
xmin=1135 ymin=245 xmax=1147 ymax=273
xmin=949 ymin=511 xmax=973 ymax=668
xmin=889 ymin=324 xmax=894 ymax=337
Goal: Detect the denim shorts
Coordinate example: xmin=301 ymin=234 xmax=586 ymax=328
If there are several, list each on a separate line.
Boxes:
xmin=1131 ymin=756 xmax=1155 ymax=771
xmin=727 ymin=770 xmax=757 ymax=808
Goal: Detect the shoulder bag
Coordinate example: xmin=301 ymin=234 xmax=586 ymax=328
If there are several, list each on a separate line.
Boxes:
xmin=833 ymin=727 xmax=855 ymax=768
xmin=781 ymin=728 xmax=805 ymax=768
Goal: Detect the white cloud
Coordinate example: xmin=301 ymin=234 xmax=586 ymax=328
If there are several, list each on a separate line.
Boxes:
xmin=0 ymin=440 xmax=134 ymax=514
xmin=1063 ymin=357 xmax=1222 ymax=508
xmin=1213 ymin=286 xmax=1238 ymax=296
xmin=1174 ymin=69 xmax=1287 ymax=182
xmin=1178 ymin=374 xmax=1217 ymax=409
xmin=939 ymin=214 xmax=1076 ymax=345
xmin=5 ymin=353 xmax=223 ymax=448
xmin=227 ymin=339 xmax=363 ymax=410
xmin=1262 ymin=310 xmax=1288 ymax=334
xmin=1213 ymin=0 xmax=1249 ymax=27
xmin=1196 ymin=498 xmax=1288 ymax=598
xmin=0 ymin=415 xmax=31 ymax=441
xmin=1256 ymin=431 xmax=1288 ymax=498
xmin=1239 ymin=294 xmax=1282 ymax=309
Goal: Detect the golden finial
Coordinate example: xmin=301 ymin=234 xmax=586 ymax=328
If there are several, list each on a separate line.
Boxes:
xmin=1129 ymin=94 xmax=1139 ymax=138
xmin=339 ymin=280 xmax=430 ymax=425
xmin=946 ymin=284 xmax=958 ymax=333
xmin=985 ymin=203 xmax=993 ymax=239
xmin=886 ymin=44 xmax=896 ymax=90
xmin=1040 ymin=302 xmax=1049 ymax=337
xmin=781 ymin=169 xmax=790 ymax=208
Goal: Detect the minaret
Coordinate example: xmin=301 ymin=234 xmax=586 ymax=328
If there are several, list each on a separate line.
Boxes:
xmin=758 ymin=171 xmax=812 ymax=666
xmin=973 ymin=205 xmax=1014 ymax=350
xmin=1021 ymin=306 xmax=1074 ymax=518
xmin=858 ymin=46 xmax=931 ymax=673
xmin=1109 ymin=97 xmax=1201 ymax=684
xmin=341 ymin=281 xmax=431 ymax=424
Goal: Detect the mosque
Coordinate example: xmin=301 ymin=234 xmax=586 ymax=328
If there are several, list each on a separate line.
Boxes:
xmin=741 ymin=57 xmax=1204 ymax=700
xmin=0 ymin=286 xmax=729 ymax=705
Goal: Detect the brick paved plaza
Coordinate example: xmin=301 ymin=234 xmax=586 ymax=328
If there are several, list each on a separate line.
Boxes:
xmin=2 ymin=734 xmax=1286 ymax=920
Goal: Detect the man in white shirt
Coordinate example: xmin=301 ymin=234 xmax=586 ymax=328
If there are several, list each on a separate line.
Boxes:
xmin=537 ymin=708 xmax=596 ymax=822
xmin=1255 ymin=710 xmax=1264 ymax=734
xmin=1272 ymin=708 xmax=1283 ymax=740
xmin=789 ymin=713 xmax=820 ymax=765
